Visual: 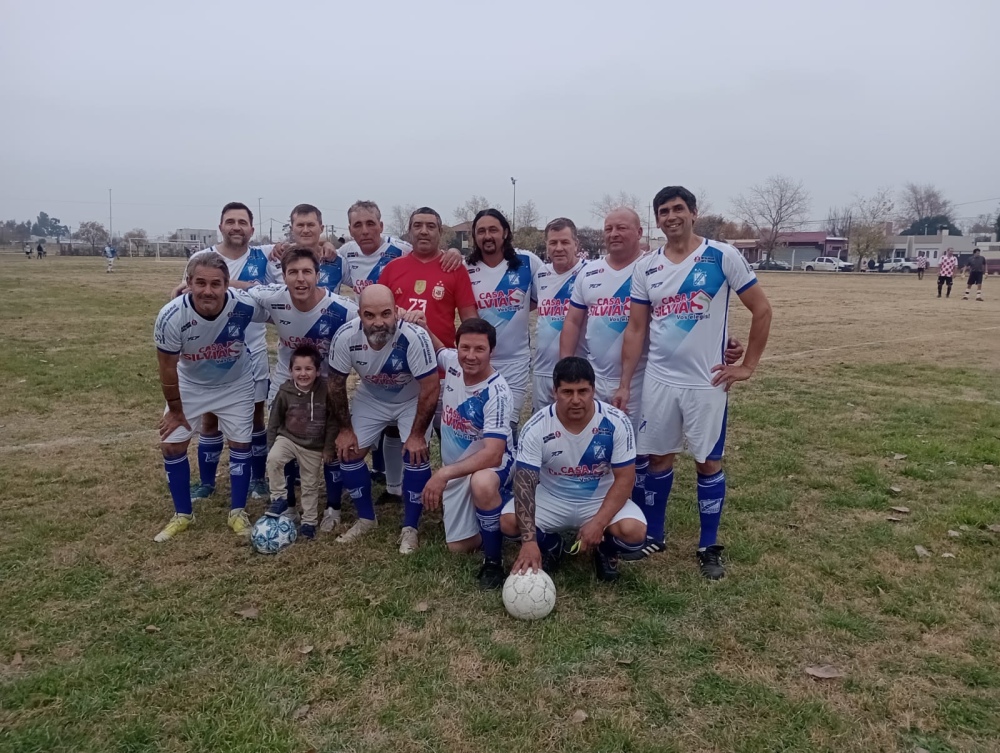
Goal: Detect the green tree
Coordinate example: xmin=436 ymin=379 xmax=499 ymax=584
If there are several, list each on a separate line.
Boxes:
xmin=899 ymin=215 xmax=962 ymax=236
xmin=576 ymin=227 xmax=603 ymax=258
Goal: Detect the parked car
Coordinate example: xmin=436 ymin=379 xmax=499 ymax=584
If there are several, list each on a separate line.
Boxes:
xmin=801 ymin=257 xmax=853 ymax=272
xmin=884 ymin=258 xmax=919 ymax=273
xmin=751 ymin=258 xmax=792 ymax=271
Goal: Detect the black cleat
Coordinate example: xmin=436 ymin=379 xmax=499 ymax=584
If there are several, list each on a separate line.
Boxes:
xmin=619 ymin=537 xmax=666 ymax=562
xmin=593 ymin=543 xmax=620 ymax=583
xmin=697 ymin=545 xmax=726 ymax=580
xmin=541 ymin=537 xmax=565 ymax=574
xmin=376 ymin=491 xmax=402 ymax=505
xmin=477 ymin=558 xmax=506 ymax=590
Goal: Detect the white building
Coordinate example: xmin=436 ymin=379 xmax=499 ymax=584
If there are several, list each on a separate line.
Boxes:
xmin=889 ymin=229 xmax=976 ymax=268
xmin=175 ymin=228 xmax=217 ymax=247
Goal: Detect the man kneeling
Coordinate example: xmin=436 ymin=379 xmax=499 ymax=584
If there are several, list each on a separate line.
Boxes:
xmin=504 ymin=357 xmax=647 ymax=582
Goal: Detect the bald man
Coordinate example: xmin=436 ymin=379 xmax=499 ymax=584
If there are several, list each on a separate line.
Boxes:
xmin=327 ymin=284 xmax=440 ymax=554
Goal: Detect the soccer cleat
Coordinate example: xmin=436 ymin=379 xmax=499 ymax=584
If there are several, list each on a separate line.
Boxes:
xmin=619 ymin=537 xmax=667 ymax=562
xmin=320 ymin=508 xmax=341 ymax=533
xmin=336 ymin=517 xmax=377 ymax=544
xmin=250 ymin=479 xmax=270 ymax=500
xmin=697 ymin=545 xmax=727 ymax=580
xmin=376 ymin=490 xmax=402 ymax=505
xmin=228 ymin=509 xmax=252 ymax=537
xmin=265 ymin=497 xmax=289 ymax=518
xmin=398 ymin=526 xmax=419 ymax=555
xmin=477 ymin=558 xmax=506 ymax=590
xmin=299 ymin=523 xmax=316 ymax=540
xmin=593 ymin=542 xmax=620 ymax=583
xmin=541 ymin=537 xmax=565 ymax=573
xmin=190 ymin=483 xmax=215 ymax=501
xmin=154 ymin=513 xmax=193 ymax=543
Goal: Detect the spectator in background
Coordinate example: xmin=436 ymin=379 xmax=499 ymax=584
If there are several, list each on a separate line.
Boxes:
xmin=962 ymin=248 xmax=986 ymax=302
xmin=937 ymin=248 xmax=957 ymax=298
xmin=36 ymin=242 xmax=44 ymax=259
xmin=916 ymin=252 xmax=928 ymax=280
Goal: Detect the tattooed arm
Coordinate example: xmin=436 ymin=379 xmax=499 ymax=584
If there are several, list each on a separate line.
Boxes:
xmin=329 ymin=372 xmax=358 ymax=463
xmin=511 ymin=466 xmax=542 ymax=575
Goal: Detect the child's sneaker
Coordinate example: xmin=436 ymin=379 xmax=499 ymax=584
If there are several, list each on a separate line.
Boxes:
xmin=265 ymin=497 xmax=289 ymax=518
xmin=299 ymin=523 xmax=316 ymax=540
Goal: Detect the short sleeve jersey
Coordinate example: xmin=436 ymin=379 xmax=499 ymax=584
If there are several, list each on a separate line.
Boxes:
xmin=517 ymin=400 xmax=635 ymax=508
xmin=329 ymin=319 xmax=437 ymax=404
xmin=939 ymin=255 xmax=958 ymax=277
xmin=379 ymin=254 xmax=477 ymax=349
xmin=437 ymin=349 xmax=513 ymax=466
xmin=533 ymin=260 xmax=587 ymax=376
xmin=247 ymin=285 xmax=358 ymax=386
xmin=341 ymin=236 xmax=411 ymax=296
xmin=154 ymin=289 xmax=269 ymax=387
xmin=569 ymin=256 xmax=646 ymax=382
xmin=631 ymin=241 xmax=756 ymax=389
xmin=466 ymin=250 xmax=543 ymax=365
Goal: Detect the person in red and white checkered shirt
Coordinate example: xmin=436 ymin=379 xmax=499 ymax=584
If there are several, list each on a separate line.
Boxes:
xmin=916 ymin=252 xmax=928 ymax=280
xmin=937 ymin=249 xmax=957 ymax=298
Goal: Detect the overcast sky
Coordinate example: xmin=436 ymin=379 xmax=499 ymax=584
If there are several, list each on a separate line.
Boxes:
xmin=2 ymin=0 xmax=998 ymax=238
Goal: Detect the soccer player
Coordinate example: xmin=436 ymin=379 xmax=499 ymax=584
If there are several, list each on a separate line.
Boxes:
xmin=153 ymin=251 xmax=271 ymax=542
xmin=962 ymin=248 xmax=986 ymax=301
xmin=328 ymin=284 xmax=440 ymax=554
xmin=380 ymin=207 xmax=479 ymax=348
xmin=414 ymin=315 xmax=514 ymax=590
xmin=465 ymin=208 xmax=543 ymax=426
xmin=617 ymin=186 xmax=772 ymax=580
xmin=173 ymin=202 xmax=277 ymax=504
xmin=274 ymin=204 xmax=345 ymax=294
xmin=938 ymin=248 xmax=958 ymax=298
xmin=916 ymin=252 xmax=928 ymax=280
xmin=247 ymin=246 xmax=358 ymax=532
xmin=103 ymin=242 xmax=117 ymax=273
xmin=504 ymin=357 xmax=647 ymax=582
xmin=532 ymin=217 xmax=588 ymax=412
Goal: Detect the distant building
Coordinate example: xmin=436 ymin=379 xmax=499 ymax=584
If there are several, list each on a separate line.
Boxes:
xmin=175 ymin=228 xmax=217 ymax=247
xmin=889 ymin=228 xmax=976 ymax=268
xmin=451 ymin=221 xmax=473 ymax=251
xmin=730 ymin=232 xmax=849 ymax=265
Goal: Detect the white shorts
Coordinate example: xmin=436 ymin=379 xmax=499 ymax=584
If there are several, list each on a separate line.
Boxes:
xmin=352 ymin=396 xmax=431 ymax=451
xmin=637 ymin=380 xmax=728 ymax=462
xmin=501 ymin=496 xmax=646 ymax=534
xmin=594 ymin=372 xmax=643 ymax=435
xmin=251 ymin=349 xmax=269 ymax=403
xmin=164 ymin=377 xmax=256 ymax=444
xmin=493 ymin=358 xmax=529 ymax=420
xmin=441 ymin=459 xmax=512 ymax=543
xmin=532 ymin=372 xmax=554 ymax=413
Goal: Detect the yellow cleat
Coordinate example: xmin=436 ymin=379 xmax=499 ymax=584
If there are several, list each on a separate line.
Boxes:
xmin=154 ymin=513 xmax=194 ymax=543
xmin=228 ymin=509 xmax=252 ymax=537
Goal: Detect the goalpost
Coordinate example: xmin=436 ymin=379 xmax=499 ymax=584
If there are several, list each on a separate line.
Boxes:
xmin=127 ymin=239 xmax=205 ymax=261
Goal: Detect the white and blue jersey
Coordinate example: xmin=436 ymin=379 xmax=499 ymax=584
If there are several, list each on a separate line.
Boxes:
xmin=341 ymin=236 xmax=411 ymax=295
xmin=438 ymin=349 xmax=514 ymax=470
xmin=246 ymin=285 xmax=358 ymax=388
xmin=153 ymin=289 xmax=270 ymax=387
xmin=466 ymin=250 xmax=543 ymax=368
xmin=630 ymin=241 xmax=756 ymax=388
xmin=533 ymin=259 xmax=587 ymax=377
xmin=329 ymin=319 xmax=437 ymax=404
xmin=317 ymin=257 xmax=345 ymax=294
xmin=517 ymin=400 xmax=635 ymax=508
xmin=569 ymin=256 xmax=646 ymax=384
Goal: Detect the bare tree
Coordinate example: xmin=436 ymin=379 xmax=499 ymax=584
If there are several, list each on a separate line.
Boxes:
xmin=826 ymin=206 xmax=852 ymax=237
xmin=731 ymin=175 xmax=810 ymax=260
xmin=898 ymin=182 xmax=954 ymax=227
xmin=75 ymin=221 xmax=110 ymax=251
xmin=848 ymin=187 xmax=895 ymax=270
xmin=388 ymin=204 xmax=416 ymax=239
xmin=965 ymin=212 xmax=996 ymax=236
xmin=453 ymin=195 xmax=493 ymax=224
xmin=515 ymin=199 xmax=540 ymax=230
xmin=693 ymin=214 xmax=727 ymax=240
xmin=591 ymin=190 xmax=647 ymax=233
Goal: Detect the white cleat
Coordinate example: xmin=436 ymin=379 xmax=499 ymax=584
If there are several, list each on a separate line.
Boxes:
xmin=320 ymin=508 xmax=341 ymax=533
xmin=398 ymin=526 xmax=419 ymax=555
xmin=336 ymin=517 xmax=377 ymax=543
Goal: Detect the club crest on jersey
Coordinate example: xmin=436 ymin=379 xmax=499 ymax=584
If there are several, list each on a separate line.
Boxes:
xmin=390 ymin=356 xmax=404 ymax=371
xmin=432 ymin=283 xmax=445 ymax=300
xmin=318 ymin=322 xmax=331 ymax=336
xmin=414 ymin=280 xmax=426 ymax=294
xmin=246 ymin=263 xmax=260 ymax=278
xmin=592 ymin=444 xmax=607 ymax=460
xmin=228 ymin=323 xmax=241 ymax=338
xmin=693 ymin=269 xmax=708 ymax=288
xmin=507 ymin=270 xmax=520 ymax=285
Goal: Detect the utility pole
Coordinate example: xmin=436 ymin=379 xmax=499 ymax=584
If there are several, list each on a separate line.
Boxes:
xmin=257 ymin=197 xmax=263 ymax=243
xmin=510 ymin=177 xmax=517 ymax=231
xmin=108 ymin=188 xmax=113 ymax=242
xmin=647 ymin=203 xmax=653 ymax=244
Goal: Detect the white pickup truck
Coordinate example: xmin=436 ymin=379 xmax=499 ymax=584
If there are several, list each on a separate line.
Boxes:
xmin=883 ymin=258 xmax=919 ymax=273
xmin=800 ymin=257 xmax=853 ymax=272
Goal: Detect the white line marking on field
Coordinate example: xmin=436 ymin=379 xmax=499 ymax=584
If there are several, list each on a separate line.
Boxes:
xmin=0 ymin=429 xmax=158 ymax=453
xmin=763 ymin=326 xmax=1000 ymax=362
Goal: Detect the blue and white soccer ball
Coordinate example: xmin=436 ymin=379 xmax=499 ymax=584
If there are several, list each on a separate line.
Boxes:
xmin=251 ymin=514 xmax=297 ymax=554
xmin=502 ymin=569 xmax=556 ymax=621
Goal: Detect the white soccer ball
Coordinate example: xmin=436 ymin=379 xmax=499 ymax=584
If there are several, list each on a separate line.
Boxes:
xmin=251 ymin=515 xmax=297 ymax=554
xmin=502 ymin=569 xmax=556 ymax=621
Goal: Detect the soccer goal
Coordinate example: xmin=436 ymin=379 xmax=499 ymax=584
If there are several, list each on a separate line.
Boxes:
xmin=127 ymin=239 xmax=206 ymax=260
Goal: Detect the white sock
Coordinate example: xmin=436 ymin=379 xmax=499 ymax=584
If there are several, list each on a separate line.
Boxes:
xmin=383 ymin=435 xmax=403 ymax=494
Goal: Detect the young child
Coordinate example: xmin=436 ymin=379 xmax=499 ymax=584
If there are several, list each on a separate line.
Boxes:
xmin=265 ymin=344 xmax=337 ymax=539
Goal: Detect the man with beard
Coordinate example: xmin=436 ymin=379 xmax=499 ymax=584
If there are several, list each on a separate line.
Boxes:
xmin=153 ymin=251 xmax=271 ymax=542
xmin=465 ymin=208 xmax=542 ymax=434
xmin=327 ymin=285 xmax=440 ymax=554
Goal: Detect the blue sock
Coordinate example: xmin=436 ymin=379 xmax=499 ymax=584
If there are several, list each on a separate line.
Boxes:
xmin=632 ymin=455 xmax=649 ymax=506
xmin=164 ymin=452 xmax=192 ymax=515
xmin=341 ymin=459 xmax=375 ymax=521
xmin=536 ymin=528 xmax=562 ymax=557
xmin=604 ymin=532 xmax=646 ymax=557
xmin=476 ymin=502 xmax=504 ymax=561
xmin=324 ymin=462 xmax=342 ymax=511
xmin=644 ymin=467 xmax=673 ymax=542
xmin=229 ymin=447 xmax=252 ymax=509
xmin=697 ymin=471 xmax=726 ymax=548
xmin=284 ymin=459 xmax=299 ymax=507
xmin=197 ymin=432 xmax=223 ymax=488
xmin=402 ymin=453 xmax=431 ymax=529
xmin=371 ymin=436 xmax=385 ymax=474
xmin=250 ymin=429 xmax=268 ymax=482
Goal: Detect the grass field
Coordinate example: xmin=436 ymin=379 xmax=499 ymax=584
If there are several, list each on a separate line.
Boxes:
xmin=1 ymin=255 xmax=999 ymax=753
